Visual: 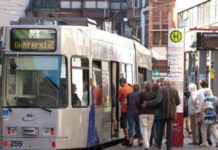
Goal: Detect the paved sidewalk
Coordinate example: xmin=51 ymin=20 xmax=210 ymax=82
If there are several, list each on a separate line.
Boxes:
xmin=105 ymin=136 xmax=218 ymax=150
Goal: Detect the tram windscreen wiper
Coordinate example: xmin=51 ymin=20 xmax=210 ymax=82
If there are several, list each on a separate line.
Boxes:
xmin=31 ymin=103 xmax=52 ymax=113
xmin=16 ymin=97 xmax=52 ymax=113
xmin=5 ymin=99 xmax=12 ymax=112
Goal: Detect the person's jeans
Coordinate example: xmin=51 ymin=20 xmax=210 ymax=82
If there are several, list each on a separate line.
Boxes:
xmin=127 ymin=113 xmax=141 ymax=138
xmin=157 ymin=118 xmax=173 ymax=150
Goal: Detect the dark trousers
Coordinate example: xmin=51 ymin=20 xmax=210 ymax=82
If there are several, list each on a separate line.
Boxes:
xmin=150 ymin=119 xmax=160 ymax=146
xmin=157 ymin=118 xmax=173 ymax=150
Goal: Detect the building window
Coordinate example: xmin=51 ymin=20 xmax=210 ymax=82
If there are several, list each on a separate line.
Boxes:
xmin=162 ymin=31 xmax=168 ymax=45
xmin=85 ymin=1 xmax=96 ymax=8
xmin=132 ymin=0 xmax=139 ymax=8
xmin=153 ymin=31 xmax=168 ymax=46
xmin=97 ymin=1 xmax=108 ymax=9
xmin=153 ymin=32 xmax=160 ymax=45
xmin=72 ymin=1 xmax=82 ymax=8
xmin=153 ymin=24 xmax=160 ymax=29
xmin=60 ymin=1 xmax=70 ymax=8
xmin=111 ymin=2 xmax=121 ymax=9
xmin=122 ymin=2 xmax=127 ymax=9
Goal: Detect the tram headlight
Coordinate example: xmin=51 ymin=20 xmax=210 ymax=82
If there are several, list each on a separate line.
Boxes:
xmin=42 ymin=128 xmax=54 ymax=136
xmin=7 ymin=127 xmax=18 ymax=136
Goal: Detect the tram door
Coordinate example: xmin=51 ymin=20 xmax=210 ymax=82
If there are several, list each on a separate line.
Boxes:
xmin=111 ymin=62 xmax=119 ymax=138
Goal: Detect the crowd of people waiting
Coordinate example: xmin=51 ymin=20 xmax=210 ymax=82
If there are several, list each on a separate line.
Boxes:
xmin=118 ymin=77 xmax=180 ymax=150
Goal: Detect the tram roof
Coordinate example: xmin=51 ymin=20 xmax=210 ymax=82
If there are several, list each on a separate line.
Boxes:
xmin=11 ymin=17 xmax=97 ymax=28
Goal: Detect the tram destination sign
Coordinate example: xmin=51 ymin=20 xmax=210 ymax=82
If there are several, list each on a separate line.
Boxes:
xmin=197 ymin=32 xmax=218 ymax=50
xmin=10 ymin=28 xmax=57 ymax=52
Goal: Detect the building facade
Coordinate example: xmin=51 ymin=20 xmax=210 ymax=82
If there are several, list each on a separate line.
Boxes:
xmin=177 ymin=0 xmax=218 ymax=93
xmin=25 ymin=0 xmax=145 ymax=40
xmin=146 ymin=0 xmax=176 ymax=77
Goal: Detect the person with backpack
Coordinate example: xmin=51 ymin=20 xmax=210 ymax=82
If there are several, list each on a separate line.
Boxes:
xmin=198 ymin=88 xmax=218 ymax=147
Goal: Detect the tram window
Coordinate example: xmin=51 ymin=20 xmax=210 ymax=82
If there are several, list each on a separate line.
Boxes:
xmin=138 ymin=67 xmax=146 ymax=89
xmin=22 ymin=71 xmax=37 ymax=95
xmin=119 ymin=63 xmax=126 ymax=79
xmin=93 ymin=60 xmax=102 ymax=107
xmin=71 ymin=57 xmax=89 ymax=107
xmin=119 ymin=63 xmax=133 ymax=85
xmin=3 ymin=56 xmax=68 ymax=108
xmin=102 ymin=61 xmax=110 ymax=107
xmin=126 ymin=64 xmax=133 ymax=85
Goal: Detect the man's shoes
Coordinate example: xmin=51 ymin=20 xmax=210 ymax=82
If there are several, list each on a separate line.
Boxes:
xmin=207 ymin=139 xmax=212 ymax=146
xmin=121 ymin=140 xmax=128 ymax=146
xmin=138 ymin=141 xmax=143 ymax=147
xmin=126 ymin=142 xmax=133 ymax=147
xmin=188 ymin=142 xmax=198 ymax=145
xmin=157 ymin=145 xmax=161 ymax=149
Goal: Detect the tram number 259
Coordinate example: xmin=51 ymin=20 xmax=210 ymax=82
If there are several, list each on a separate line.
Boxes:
xmin=10 ymin=141 xmax=22 ymax=147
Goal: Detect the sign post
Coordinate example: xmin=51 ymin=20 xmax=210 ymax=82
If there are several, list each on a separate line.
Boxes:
xmin=168 ymin=28 xmax=185 ymax=147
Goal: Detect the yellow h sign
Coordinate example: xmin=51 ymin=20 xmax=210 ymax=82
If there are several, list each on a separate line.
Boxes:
xmin=170 ymin=30 xmax=182 ymax=43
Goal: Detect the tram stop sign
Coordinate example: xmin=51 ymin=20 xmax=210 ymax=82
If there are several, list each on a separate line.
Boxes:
xmin=170 ymin=30 xmax=183 ymax=43
xmin=168 ymin=28 xmax=184 ymax=48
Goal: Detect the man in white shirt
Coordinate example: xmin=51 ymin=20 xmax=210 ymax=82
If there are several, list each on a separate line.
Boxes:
xmin=188 ymin=83 xmax=198 ymax=145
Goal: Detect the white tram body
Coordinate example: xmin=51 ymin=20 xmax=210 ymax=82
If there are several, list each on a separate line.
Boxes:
xmin=0 ymin=19 xmax=152 ymax=150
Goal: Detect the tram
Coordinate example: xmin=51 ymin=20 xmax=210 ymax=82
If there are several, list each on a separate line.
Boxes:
xmin=0 ymin=17 xmax=152 ymax=150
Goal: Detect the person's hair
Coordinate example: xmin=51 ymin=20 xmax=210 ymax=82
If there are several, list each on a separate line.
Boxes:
xmin=163 ymin=79 xmax=171 ymax=86
xmin=204 ymin=88 xmax=213 ymax=97
xmin=188 ymin=83 xmax=197 ymax=91
xmin=144 ymin=81 xmax=152 ymax=91
xmin=152 ymin=83 xmax=160 ymax=92
xmin=119 ymin=78 xmax=126 ymax=84
xmin=133 ymin=83 xmax=140 ymax=92
xmin=199 ymin=80 xmax=208 ymax=88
